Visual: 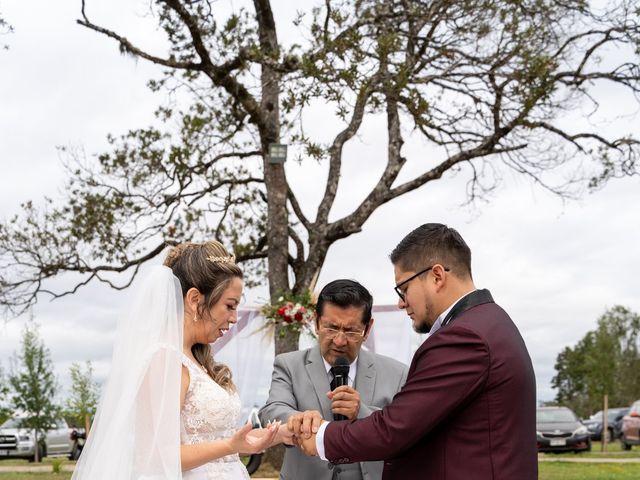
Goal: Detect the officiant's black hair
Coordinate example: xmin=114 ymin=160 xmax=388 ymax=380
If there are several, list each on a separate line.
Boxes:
xmin=315 ymin=279 xmax=373 ymax=327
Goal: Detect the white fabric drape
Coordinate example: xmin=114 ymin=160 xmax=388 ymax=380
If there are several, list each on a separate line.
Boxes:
xmin=72 ymin=266 xmax=184 ymax=480
xmin=213 ymin=310 xmax=275 ymax=424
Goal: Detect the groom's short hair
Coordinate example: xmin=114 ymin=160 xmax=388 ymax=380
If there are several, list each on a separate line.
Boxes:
xmin=390 ymin=223 xmax=473 ymax=280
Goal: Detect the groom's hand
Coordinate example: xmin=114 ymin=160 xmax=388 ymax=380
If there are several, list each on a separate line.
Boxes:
xmin=299 ymin=431 xmax=319 ymax=456
xmin=327 ymin=385 xmax=360 ymax=420
xmin=287 ymin=410 xmax=324 ymax=439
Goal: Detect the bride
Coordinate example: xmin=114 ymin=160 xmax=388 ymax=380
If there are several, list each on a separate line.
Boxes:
xmin=72 ymin=240 xmax=292 ymax=479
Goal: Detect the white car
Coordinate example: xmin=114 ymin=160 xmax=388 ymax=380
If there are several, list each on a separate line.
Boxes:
xmin=0 ymin=417 xmax=79 ymax=461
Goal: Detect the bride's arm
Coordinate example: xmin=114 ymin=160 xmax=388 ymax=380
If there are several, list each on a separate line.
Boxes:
xmin=180 ymin=422 xmax=276 ymax=470
xmin=179 ymin=366 xmax=278 ymax=471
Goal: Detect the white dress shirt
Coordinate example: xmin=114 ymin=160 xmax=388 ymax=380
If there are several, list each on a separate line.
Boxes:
xmin=322 ymin=356 xmax=358 ymax=388
xmin=428 ymin=290 xmax=475 ymax=336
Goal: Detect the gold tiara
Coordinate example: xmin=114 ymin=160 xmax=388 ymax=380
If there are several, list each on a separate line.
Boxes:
xmin=207 ymin=255 xmax=236 ymax=264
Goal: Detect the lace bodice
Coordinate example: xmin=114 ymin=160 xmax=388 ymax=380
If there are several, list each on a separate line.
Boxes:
xmin=181 ymin=354 xmax=249 ymax=480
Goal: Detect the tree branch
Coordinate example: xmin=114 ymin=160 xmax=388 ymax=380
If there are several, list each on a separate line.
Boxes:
xmin=314 ymin=75 xmax=381 ymax=227
xmin=77 ymin=1 xmax=202 ymax=70
xmin=286 ymin=185 xmax=311 ymax=231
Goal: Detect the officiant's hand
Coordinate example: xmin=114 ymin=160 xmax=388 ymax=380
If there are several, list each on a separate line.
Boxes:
xmin=287 ymin=410 xmax=324 ymax=439
xmin=328 ymin=385 xmax=360 ymax=420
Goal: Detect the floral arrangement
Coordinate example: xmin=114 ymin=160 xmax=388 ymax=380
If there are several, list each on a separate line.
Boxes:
xmin=261 ymin=290 xmax=316 ymax=334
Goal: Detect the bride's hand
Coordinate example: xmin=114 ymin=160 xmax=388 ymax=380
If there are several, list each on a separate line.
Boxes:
xmin=228 ymin=421 xmax=278 ymax=455
xmin=275 ymin=422 xmax=295 ymax=446
xmin=254 ymin=420 xmax=295 ymax=446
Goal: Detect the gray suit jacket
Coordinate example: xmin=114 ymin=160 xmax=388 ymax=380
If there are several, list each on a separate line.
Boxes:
xmin=259 ymin=346 xmax=408 ymax=480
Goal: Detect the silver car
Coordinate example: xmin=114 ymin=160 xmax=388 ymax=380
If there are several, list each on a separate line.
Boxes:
xmin=0 ymin=417 xmax=77 ymax=461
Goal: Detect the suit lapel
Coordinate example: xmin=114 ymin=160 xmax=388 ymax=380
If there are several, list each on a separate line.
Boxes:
xmin=441 ymin=288 xmax=494 ymax=328
xmin=305 ymin=347 xmax=334 ymax=419
xmin=354 ymin=349 xmax=376 ymax=407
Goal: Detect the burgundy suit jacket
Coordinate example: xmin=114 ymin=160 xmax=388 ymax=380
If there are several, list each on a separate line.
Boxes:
xmin=324 ymin=292 xmax=537 ymax=480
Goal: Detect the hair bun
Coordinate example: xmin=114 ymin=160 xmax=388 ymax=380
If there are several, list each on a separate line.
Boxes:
xmin=164 ymin=242 xmax=195 ymax=267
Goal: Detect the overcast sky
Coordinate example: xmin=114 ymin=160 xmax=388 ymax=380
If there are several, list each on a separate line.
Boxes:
xmin=1 ymin=0 xmax=639 ymax=406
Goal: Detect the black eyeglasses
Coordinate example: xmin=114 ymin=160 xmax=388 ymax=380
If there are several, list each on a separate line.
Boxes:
xmin=394 ymin=265 xmax=450 ymax=301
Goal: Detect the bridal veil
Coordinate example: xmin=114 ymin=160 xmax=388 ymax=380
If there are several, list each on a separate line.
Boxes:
xmin=72 ymin=265 xmax=184 ymax=479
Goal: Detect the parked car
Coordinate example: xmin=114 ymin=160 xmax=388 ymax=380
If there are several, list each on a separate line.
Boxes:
xmin=613 ymin=409 xmax=630 ymax=440
xmin=0 ymin=417 xmax=81 ymax=461
xmin=69 ymin=429 xmax=85 ymax=460
xmin=582 ymin=407 xmax=629 ymax=441
xmin=536 ymin=406 xmax=591 ymax=453
xmin=621 ymin=400 xmax=640 ymax=451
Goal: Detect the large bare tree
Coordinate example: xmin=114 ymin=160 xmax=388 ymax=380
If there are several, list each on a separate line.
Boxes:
xmin=1 ymin=0 xmax=639 ymax=354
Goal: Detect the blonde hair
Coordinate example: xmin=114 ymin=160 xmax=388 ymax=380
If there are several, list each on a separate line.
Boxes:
xmin=164 ymin=240 xmax=242 ymax=391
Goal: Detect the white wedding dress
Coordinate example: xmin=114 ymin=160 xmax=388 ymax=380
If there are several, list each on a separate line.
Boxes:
xmin=181 ymin=354 xmax=250 ymax=480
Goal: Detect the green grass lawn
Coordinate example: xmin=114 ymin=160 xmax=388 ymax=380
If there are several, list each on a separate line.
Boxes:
xmin=576 ymin=441 xmax=640 ymax=458
xmin=539 ymin=441 xmax=640 ymax=459
xmin=0 ymin=458 xmax=73 ymax=480
xmin=1 ymin=443 xmax=639 ymax=480
xmin=0 ymin=465 xmax=638 ymax=480
xmin=0 ymin=475 xmax=71 ymax=480
xmin=0 ymin=458 xmax=74 ymax=467
xmin=540 ymin=462 xmax=640 ymax=479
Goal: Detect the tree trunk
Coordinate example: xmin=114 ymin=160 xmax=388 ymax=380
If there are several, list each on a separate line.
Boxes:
xmin=255 ymin=11 xmax=298 ymax=472
xmin=274 ymin=324 xmax=300 ymax=354
xmin=35 ymin=428 xmax=41 ymax=462
xmin=254 ymin=0 xmax=287 ymax=298
xmin=601 ymin=394 xmax=608 ymax=452
xmin=254 ymin=0 xmax=295 ymax=360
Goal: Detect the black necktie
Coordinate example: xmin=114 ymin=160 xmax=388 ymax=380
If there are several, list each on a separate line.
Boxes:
xmin=330 ymin=367 xmax=340 ymax=391
xmin=329 ymin=367 xmax=348 ymax=421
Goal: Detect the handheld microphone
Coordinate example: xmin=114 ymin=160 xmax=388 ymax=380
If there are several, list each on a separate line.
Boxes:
xmin=332 ymin=356 xmax=350 ymax=421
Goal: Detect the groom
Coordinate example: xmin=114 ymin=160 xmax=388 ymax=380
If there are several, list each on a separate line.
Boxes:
xmin=289 ymin=223 xmax=537 ymax=480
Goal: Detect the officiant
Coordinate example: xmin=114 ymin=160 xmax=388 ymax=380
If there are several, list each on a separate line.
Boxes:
xmin=259 ymin=279 xmax=408 ymax=480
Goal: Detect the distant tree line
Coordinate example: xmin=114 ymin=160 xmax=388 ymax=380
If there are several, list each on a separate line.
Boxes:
xmin=552 ymin=305 xmax=640 ymax=418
